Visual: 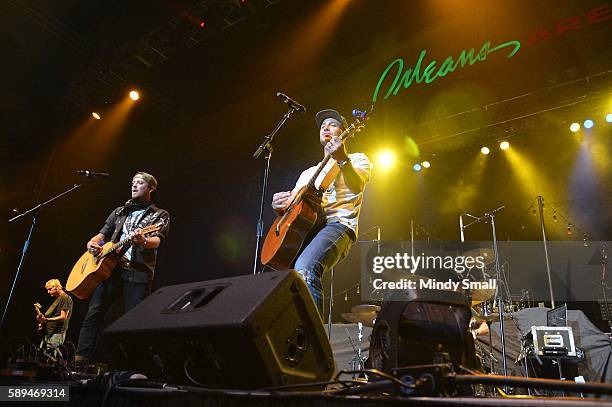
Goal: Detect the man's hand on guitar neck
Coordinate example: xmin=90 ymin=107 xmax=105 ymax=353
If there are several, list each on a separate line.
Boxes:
xmin=131 ymin=229 xmax=146 ymax=246
xmin=324 ymin=135 xmax=349 ymax=163
xmin=131 ymin=229 xmax=161 ymax=249
xmin=272 ymin=191 xmax=292 ymax=214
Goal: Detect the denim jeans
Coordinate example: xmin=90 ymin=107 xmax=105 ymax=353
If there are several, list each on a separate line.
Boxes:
xmin=294 ymin=222 xmax=355 ymax=315
xmin=76 ymin=270 xmax=151 ymax=360
xmin=41 ymin=333 xmax=65 ymax=360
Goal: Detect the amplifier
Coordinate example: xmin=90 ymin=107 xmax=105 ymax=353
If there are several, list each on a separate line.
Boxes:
xmin=529 ymin=326 xmax=577 ymax=357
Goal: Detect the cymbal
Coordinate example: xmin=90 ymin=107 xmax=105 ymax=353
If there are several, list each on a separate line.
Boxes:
xmin=463 ymin=247 xmax=495 ymax=264
xmin=341 ymin=312 xmax=375 ymax=327
xmin=341 ymin=304 xmax=380 ymax=327
xmin=470 ymin=288 xmax=496 ymax=305
xmin=351 ymin=304 xmax=381 ymax=315
xmin=341 ymin=312 xmax=360 ymax=324
xmin=472 ymin=313 xmax=500 ymax=323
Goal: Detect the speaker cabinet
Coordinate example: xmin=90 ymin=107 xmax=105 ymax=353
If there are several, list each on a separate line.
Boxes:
xmin=369 ymin=290 xmax=477 ymax=372
xmin=104 ymin=270 xmax=334 ymax=388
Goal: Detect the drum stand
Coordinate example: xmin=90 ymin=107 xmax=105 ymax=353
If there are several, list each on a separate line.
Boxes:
xmin=345 ymin=323 xmax=367 ymax=378
xmin=482 ymin=302 xmax=499 ymax=374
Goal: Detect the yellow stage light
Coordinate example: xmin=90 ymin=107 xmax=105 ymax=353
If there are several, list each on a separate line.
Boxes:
xmin=421 ymin=161 xmax=431 ymax=168
xmin=480 ymin=146 xmax=490 ymax=155
xmin=500 ymin=141 xmax=510 ymax=150
xmin=129 ymin=90 xmax=140 ymax=101
xmin=91 ymin=112 xmax=101 ymax=120
xmin=376 ymin=150 xmax=396 ymax=170
xmin=569 ymin=122 xmax=580 ymax=132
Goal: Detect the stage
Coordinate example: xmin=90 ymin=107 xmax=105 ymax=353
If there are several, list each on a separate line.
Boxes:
xmin=1 ymin=1 xmax=611 ymax=406
xmin=1 ymin=378 xmax=611 ymax=407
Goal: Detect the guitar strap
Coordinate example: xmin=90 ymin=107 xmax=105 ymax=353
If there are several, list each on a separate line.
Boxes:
xmin=44 ymin=296 xmax=62 ymax=317
xmin=134 ymin=207 xmax=154 ymax=230
xmin=112 ymin=203 xmax=153 ymax=243
xmin=317 ymin=160 xmax=341 ymax=191
xmin=115 ymin=206 xmax=153 ymax=257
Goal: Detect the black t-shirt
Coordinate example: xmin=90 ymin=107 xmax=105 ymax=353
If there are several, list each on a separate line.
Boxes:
xmin=45 ymin=293 xmax=73 ymax=335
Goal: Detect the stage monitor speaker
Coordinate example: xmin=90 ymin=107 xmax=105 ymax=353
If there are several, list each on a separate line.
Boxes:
xmin=103 ymin=270 xmax=334 ymax=389
xmin=368 ymin=289 xmax=477 ymax=373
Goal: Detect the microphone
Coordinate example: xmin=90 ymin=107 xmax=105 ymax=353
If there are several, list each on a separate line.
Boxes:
xmin=352 ymin=109 xmax=367 ymax=120
xmin=460 ymin=214 xmax=465 ymax=243
xmin=276 ymin=92 xmax=306 ymax=113
xmin=77 ymin=170 xmax=110 ymax=178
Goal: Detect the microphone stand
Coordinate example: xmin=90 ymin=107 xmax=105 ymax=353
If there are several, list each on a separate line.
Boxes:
xmin=460 ymin=205 xmax=508 ymax=382
xmin=536 ymin=196 xmax=555 ymax=308
xmin=599 ymin=243 xmax=610 ymax=329
xmin=252 ymin=106 xmax=300 ymax=274
xmin=2 ymin=181 xmax=90 ymax=330
xmin=485 ymin=206 xmax=508 ymax=383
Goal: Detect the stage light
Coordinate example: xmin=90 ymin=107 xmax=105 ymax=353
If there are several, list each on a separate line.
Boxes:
xmin=91 ymin=112 xmax=101 ymax=120
xmin=129 ymin=90 xmax=140 ymax=101
xmin=199 ymin=21 xmax=206 ymax=28
xmin=569 ymin=122 xmax=580 ymax=132
xmin=606 ymin=113 xmax=612 ymax=123
xmin=421 ymin=161 xmax=430 ymax=168
xmin=376 ymin=150 xmax=395 ymax=170
xmin=480 ymin=147 xmax=490 ymax=155
xmin=499 ymin=141 xmax=510 ymax=150
xmin=413 ymin=163 xmax=422 ymax=172
xmin=583 ymin=119 xmax=594 ymax=129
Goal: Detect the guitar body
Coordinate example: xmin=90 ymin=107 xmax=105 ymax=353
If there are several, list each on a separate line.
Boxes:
xmin=66 ymin=242 xmax=120 ymax=299
xmin=261 ymin=186 xmax=322 ymax=270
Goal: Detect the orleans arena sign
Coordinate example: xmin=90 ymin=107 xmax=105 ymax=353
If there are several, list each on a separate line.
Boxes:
xmin=372 ymin=3 xmax=611 ymax=103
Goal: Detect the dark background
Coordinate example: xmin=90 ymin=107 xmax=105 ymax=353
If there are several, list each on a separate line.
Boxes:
xmin=1 ymin=0 xmax=611 ymax=342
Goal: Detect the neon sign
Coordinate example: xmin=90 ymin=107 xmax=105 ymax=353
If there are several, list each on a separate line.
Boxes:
xmin=372 ymin=39 xmax=521 ymax=103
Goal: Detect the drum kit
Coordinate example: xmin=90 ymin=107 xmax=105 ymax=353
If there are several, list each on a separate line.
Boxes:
xmin=341 ymin=245 xmax=522 ymax=375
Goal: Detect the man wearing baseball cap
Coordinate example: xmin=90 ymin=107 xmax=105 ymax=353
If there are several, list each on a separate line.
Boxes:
xmin=271 ymin=109 xmax=372 ymax=314
xmin=75 ymin=171 xmax=170 ymax=365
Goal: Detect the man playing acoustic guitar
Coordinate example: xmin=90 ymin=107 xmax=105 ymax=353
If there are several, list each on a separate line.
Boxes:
xmin=271 ymin=109 xmax=372 ymax=314
xmin=75 ymin=172 xmax=170 ymax=365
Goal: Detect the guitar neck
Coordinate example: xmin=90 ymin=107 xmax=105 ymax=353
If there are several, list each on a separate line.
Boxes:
xmin=99 ymin=224 xmax=161 ymax=258
xmin=101 ymin=236 xmax=132 ymax=258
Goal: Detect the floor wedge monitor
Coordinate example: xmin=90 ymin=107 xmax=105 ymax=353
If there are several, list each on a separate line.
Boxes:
xmin=104 ymin=270 xmax=334 ymax=389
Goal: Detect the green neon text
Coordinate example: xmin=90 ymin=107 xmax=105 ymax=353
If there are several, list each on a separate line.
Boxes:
xmin=372 ymin=39 xmax=521 ymax=103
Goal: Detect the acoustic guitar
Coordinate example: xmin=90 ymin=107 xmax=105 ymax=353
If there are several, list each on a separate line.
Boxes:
xmin=66 ymin=221 xmax=164 ymax=299
xmin=34 ymin=302 xmax=44 ymax=331
xmin=261 ymin=115 xmax=369 ymax=270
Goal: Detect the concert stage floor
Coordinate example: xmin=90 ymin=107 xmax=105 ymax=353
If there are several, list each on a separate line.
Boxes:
xmin=3 ymin=379 xmax=611 ymax=407
xmin=0 ymin=372 xmax=612 ymax=407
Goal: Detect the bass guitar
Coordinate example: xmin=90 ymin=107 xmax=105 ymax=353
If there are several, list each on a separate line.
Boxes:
xmin=34 ymin=302 xmax=44 ymax=331
xmin=66 ymin=221 xmax=164 ymax=299
xmin=261 ymin=114 xmax=369 ymax=270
